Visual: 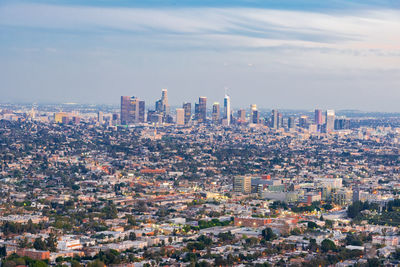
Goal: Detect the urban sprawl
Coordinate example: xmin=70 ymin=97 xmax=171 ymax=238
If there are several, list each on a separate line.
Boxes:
xmin=1 ymin=89 xmax=400 ymax=267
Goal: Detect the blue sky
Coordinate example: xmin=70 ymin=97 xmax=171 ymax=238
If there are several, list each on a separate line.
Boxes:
xmin=0 ymin=0 xmax=399 ymax=111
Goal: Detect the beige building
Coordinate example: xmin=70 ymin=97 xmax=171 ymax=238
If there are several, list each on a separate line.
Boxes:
xmin=176 ymin=108 xmax=185 ymax=125
xmin=234 ymin=176 xmax=252 ymax=194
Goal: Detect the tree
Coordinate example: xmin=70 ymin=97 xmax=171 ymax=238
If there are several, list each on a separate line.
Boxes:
xmin=71 ymin=184 xmax=80 ymax=191
xmin=345 ymin=233 xmax=363 ymax=246
xmin=307 ymin=221 xmax=318 ymax=229
xmin=102 ymin=203 xmax=118 ymax=219
xmin=308 ymin=238 xmax=318 ymax=252
xmin=46 ymin=233 xmax=58 ymax=252
xmin=262 ymin=228 xmax=276 ymax=241
xmin=134 ymin=200 xmax=148 ymax=213
xmin=87 ymin=260 xmax=105 ymax=267
xmin=70 ymin=260 xmax=82 ymax=267
xmin=197 ymin=235 xmax=212 ymax=246
xmin=325 ymin=220 xmax=333 ymax=229
xmin=3 ymin=261 xmax=17 ymax=267
xmin=392 ymin=249 xmax=400 ymax=260
xmin=18 ymin=237 xmax=29 ymax=248
xmin=367 ymin=258 xmax=382 ymax=267
xmin=126 ymin=215 xmax=137 ymax=226
xmin=290 ymin=228 xmax=301 ymax=235
xmin=129 ymin=232 xmax=136 ymax=241
xmin=0 ymin=246 xmax=6 ymax=258
xmin=321 ymin=239 xmax=336 ymax=252
xmin=30 ymin=261 xmax=48 ymax=267
xmin=33 ymin=237 xmax=47 ymax=251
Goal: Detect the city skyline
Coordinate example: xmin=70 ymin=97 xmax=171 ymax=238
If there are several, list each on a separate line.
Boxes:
xmin=1 ymin=0 xmax=400 ymax=111
xmin=118 ymin=89 xmax=348 ymax=134
xmin=1 ymin=1 xmax=400 ymax=263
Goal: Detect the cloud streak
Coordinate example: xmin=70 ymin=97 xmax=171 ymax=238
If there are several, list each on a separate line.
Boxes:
xmin=0 ymin=1 xmax=400 ymax=110
xmin=1 ymin=3 xmax=399 ymax=52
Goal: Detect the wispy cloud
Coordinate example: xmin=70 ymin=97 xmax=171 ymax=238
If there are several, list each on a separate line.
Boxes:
xmin=0 ymin=3 xmax=399 ymax=52
xmin=1 ymin=1 xmax=400 ymax=110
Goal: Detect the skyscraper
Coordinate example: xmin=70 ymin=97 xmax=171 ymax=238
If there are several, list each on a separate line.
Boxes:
xmin=325 ymin=110 xmax=335 ymax=132
xmin=288 ymin=117 xmax=295 ymax=129
xmin=237 ymin=109 xmax=246 ymax=123
xmin=194 ymin=103 xmax=199 ymax=121
xmin=121 ymin=96 xmax=131 ymax=125
xmin=155 ymin=99 xmax=163 ymax=113
xmin=278 ymin=112 xmax=283 ymax=128
xmin=161 ymin=89 xmax=170 ymax=115
xmin=212 ymin=102 xmax=220 ymax=124
xmin=183 ymin=102 xmax=191 ymax=125
xmin=315 ymin=109 xmax=323 ymax=125
xmin=97 ymin=111 xmax=103 ymax=124
xmin=250 ymin=104 xmax=257 ymax=123
xmin=176 ymin=108 xmax=185 ymax=125
xmin=138 ymin=100 xmax=145 ymax=123
xmin=154 ymin=89 xmax=170 ymax=122
xmin=299 ymin=116 xmax=308 ymax=128
xmin=334 ymin=118 xmax=350 ymax=130
xmin=112 ymin=113 xmax=119 ymax=125
xmin=252 ymin=110 xmax=260 ymax=124
xmin=272 ymin=109 xmax=279 ymax=129
xmin=121 ymin=96 xmax=140 ymax=125
xmin=198 ymin=97 xmax=207 ymax=123
xmin=223 ymin=94 xmax=231 ymax=125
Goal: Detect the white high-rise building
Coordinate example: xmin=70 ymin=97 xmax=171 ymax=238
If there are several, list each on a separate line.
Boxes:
xmin=224 ymin=94 xmax=231 ymax=125
xmin=326 ymin=110 xmax=335 ymax=132
xmin=161 ymin=89 xmax=170 ymax=115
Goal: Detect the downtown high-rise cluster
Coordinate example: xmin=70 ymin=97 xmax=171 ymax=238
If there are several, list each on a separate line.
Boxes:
xmin=120 ymin=89 xmax=350 ymax=132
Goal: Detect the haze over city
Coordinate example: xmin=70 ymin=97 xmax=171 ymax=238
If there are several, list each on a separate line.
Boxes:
xmin=1 ymin=0 xmax=400 ymax=111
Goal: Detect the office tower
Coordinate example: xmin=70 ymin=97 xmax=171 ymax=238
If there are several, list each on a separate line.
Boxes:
xmin=155 ymin=99 xmax=163 ymax=113
xmin=315 ymin=109 xmax=323 ymax=125
xmin=121 ymin=96 xmax=140 ymax=125
xmin=112 ymin=113 xmax=119 ymax=124
xmin=55 ymin=112 xmax=69 ymax=123
xmin=288 ymin=117 xmax=295 ymax=129
xmin=278 ymin=112 xmax=283 ymax=128
xmin=161 ymin=89 xmax=170 ymax=115
xmin=250 ymin=104 xmax=257 ymax=123
xmin=299 ymin=116 xmax=308 ymax=128
xmin=183 ymin=102 xmax=191 ymax=125
xmin=272 ymin=109 xmax=279 ymax=128
xmin=154 ymin=89 xmax=169 ymax=122
xmin=252 ymin=110 xmax=260 ymax=124
xmin=121 ymin=96 xmax=130 ymax=125
xmin=153 ymin=114 xmax=163 ymax=124
xmin=212 ymin=102 xmax=220 ymax=124
xmin=97 ymin=111 xmax=103 ymax=124
xmin=198 ymin=97 xmax=207 ymax=123
xmin=147 ymin=110 xmax=156 ymax=123
xmin=72 ymin=116 xmax=80 ymax=124
xmin=325 ymin=110 xmax=335 ymax=132
xmin=237 ymin=109 xmax=246 ymax=123
xmin=335 ymin=118 xmax=350 ymax=130
xmin=233 ymin=176 xmax=252 ymax=194
xmin=138 ymin=101 xmax=145 ymax=123
xmin=194 ymin=103 xmax=199 ymax=121
xmin=176 ymin=108 xmax=185 ymax=125
xmin=223 ymin=94 xmax=231 ymax=125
